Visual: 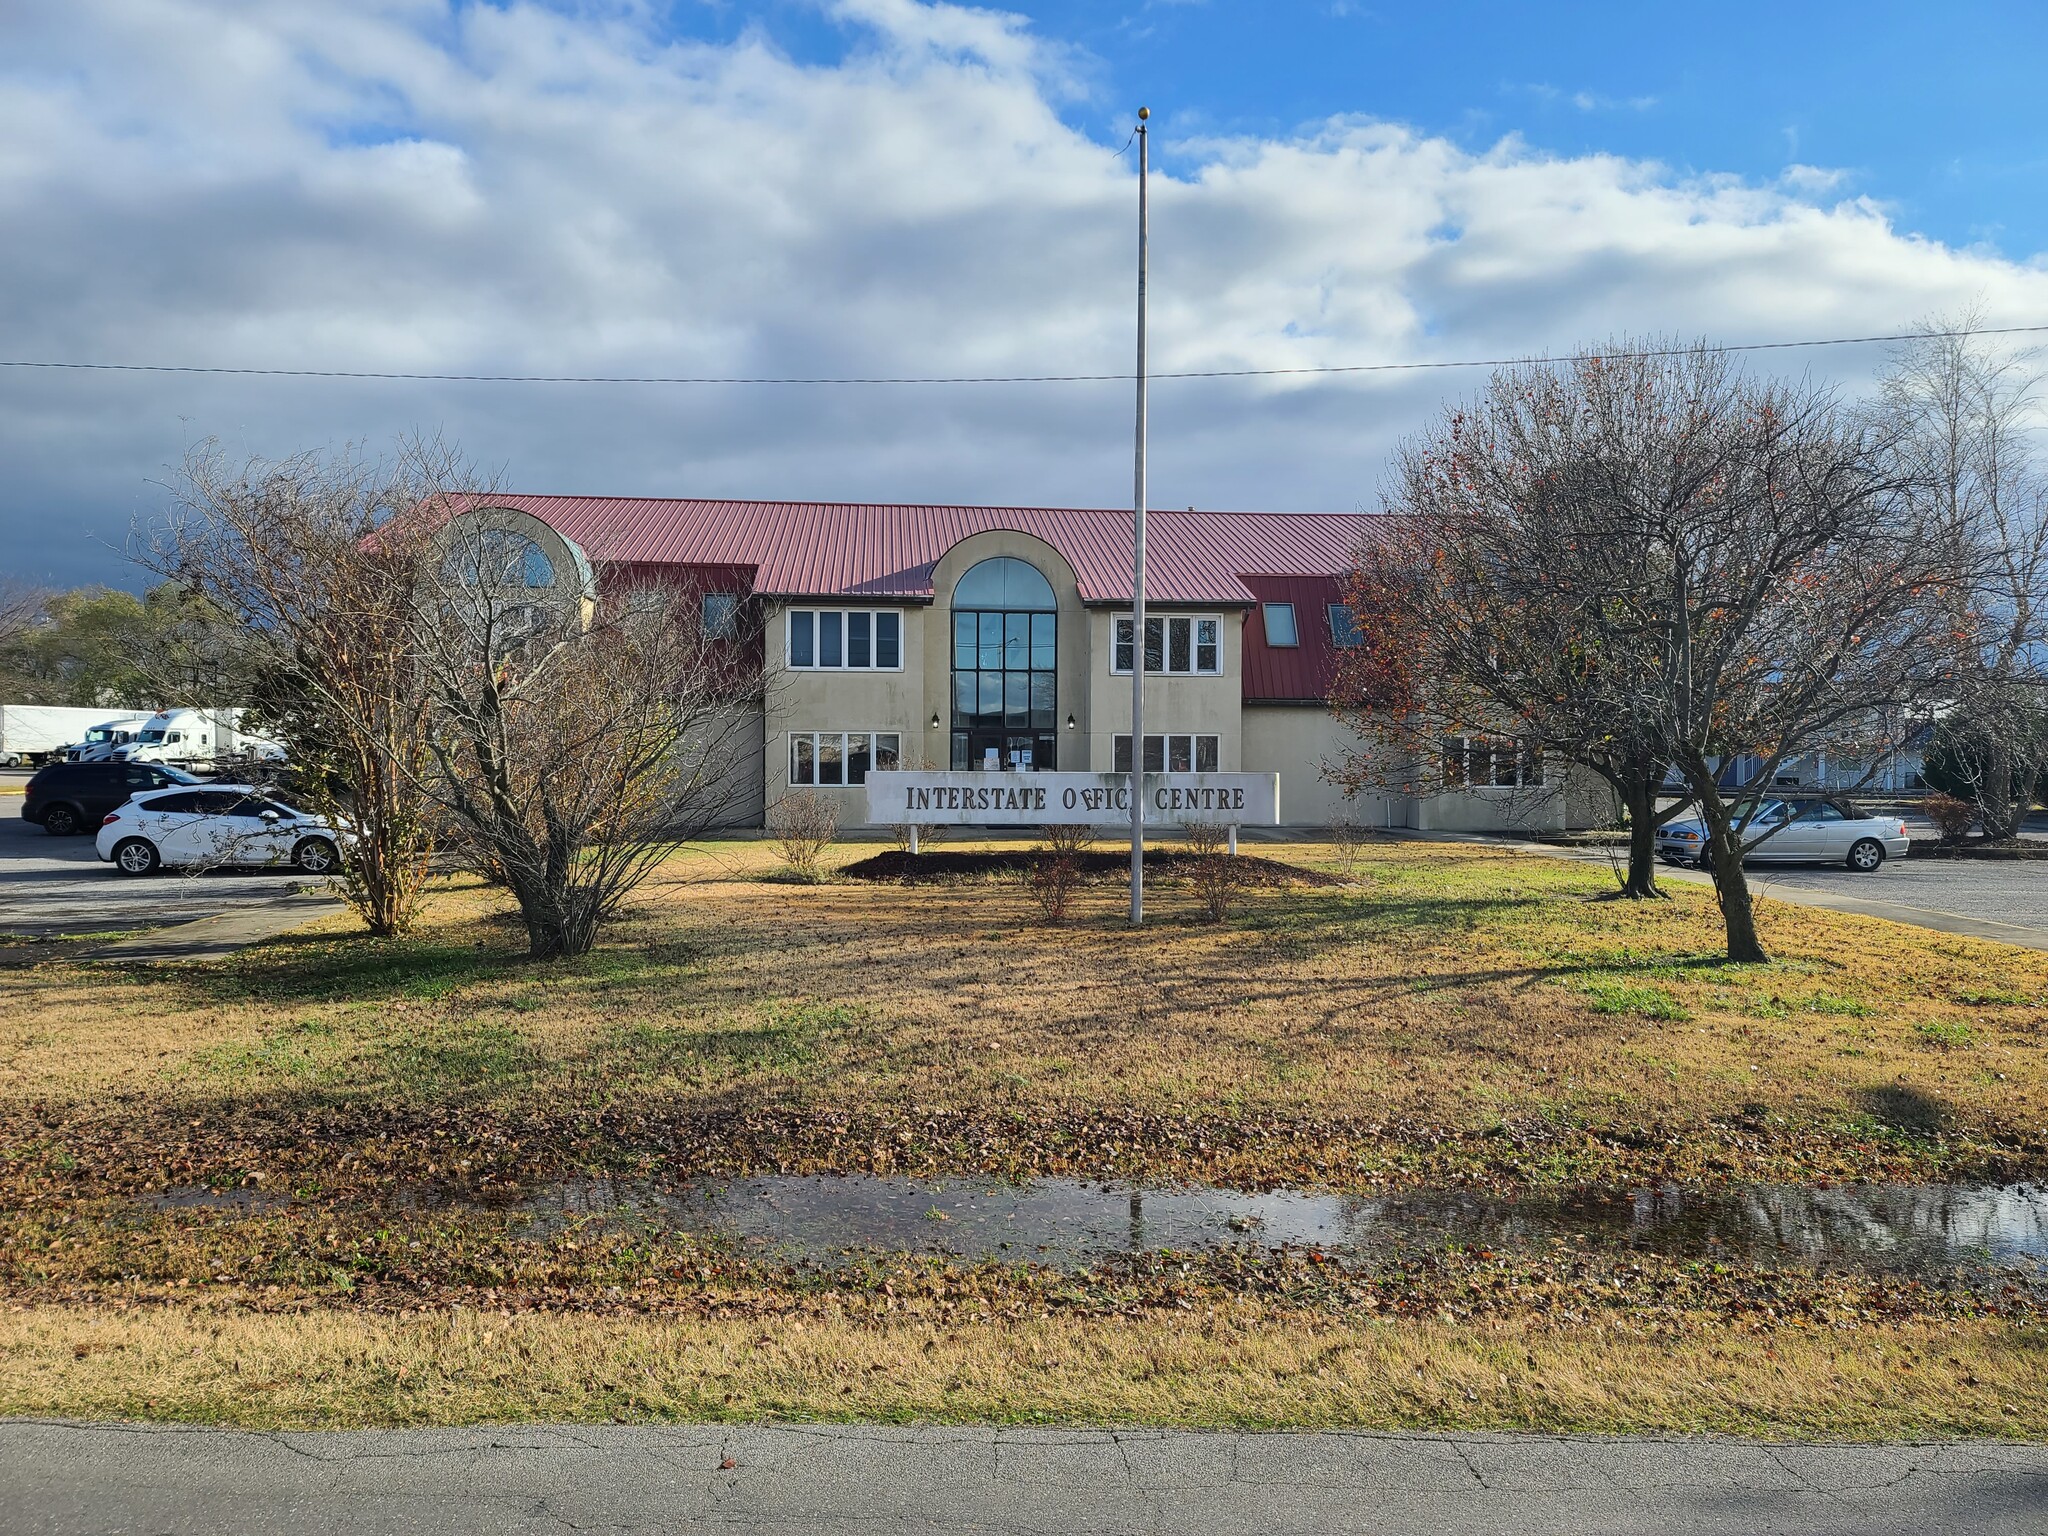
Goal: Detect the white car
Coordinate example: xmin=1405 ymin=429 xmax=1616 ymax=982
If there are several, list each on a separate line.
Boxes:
xmin=95 ymin=784 xmax=343 ymax=876
xmin=1657 ymin=797 xmax=1910 ymax=873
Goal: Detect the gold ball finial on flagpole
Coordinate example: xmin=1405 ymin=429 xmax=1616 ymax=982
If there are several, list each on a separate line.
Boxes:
xmin=1138 ymin=106 xmax=1150 ymax=120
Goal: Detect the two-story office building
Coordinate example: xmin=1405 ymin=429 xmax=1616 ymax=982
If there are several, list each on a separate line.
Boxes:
xmin=454 ymin=495 xmax=1606 ymax=832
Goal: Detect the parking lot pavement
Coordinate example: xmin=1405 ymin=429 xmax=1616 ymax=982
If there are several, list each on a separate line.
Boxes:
xmin=1742 ymin=856 xmax=2048 ymax=935
xmin=0 ymin=809 xmax=338 ymax=939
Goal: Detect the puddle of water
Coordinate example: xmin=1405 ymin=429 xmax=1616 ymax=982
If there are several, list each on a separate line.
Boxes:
xmin=514 ymin=1175 xmax=2048 ymax=1276
xmin=141 ymin=1186 xmax=293 ymax=1216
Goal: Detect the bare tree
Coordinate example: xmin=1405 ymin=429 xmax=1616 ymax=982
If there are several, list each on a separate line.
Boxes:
xmin=1341 ymin=344 xmax=1973 ymax=961
xmin=139 ymin=444 xmax=446 ymax=936
xmin=1880 ymin=318 xmax=2048 ymax=840
xmin=0 ymin=576 xmax=47 ymax=652
xmin=418 ymin=510 xmax=765 ymax=957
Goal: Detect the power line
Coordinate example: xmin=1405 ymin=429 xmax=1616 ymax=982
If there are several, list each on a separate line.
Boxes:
xmin=1 ymin=323 xmax=2043 ymax=388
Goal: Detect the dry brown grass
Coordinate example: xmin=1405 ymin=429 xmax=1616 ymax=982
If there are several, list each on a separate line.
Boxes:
xmin=9 ymin=1303 xmax=2046 ymax=1438
xmin=2 ymin=841 xmax=2045 ymax=1187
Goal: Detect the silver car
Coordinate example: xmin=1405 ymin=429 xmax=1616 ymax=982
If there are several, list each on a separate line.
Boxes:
xmin=1657 ymin=797 xmax=1910 ymax=872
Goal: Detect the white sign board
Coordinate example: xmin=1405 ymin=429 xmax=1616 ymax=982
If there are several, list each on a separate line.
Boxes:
xmin=865 ymin=771 xmax=1280 ymax=828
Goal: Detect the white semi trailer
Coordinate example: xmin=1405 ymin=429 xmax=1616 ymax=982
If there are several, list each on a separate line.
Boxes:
xmin=114 ymin=707 xmax=284 ymax=771
xmin=0 ymin=705 xmax=146 ymax=767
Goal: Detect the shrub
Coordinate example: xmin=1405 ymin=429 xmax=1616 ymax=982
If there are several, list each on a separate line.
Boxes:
xmin=1328 ymin=815 xmax=1370 ymax=878
xmin=1039 ymin=823 xmax=1096 ymax=858
xmin=1923 ymin=791 xmax=1976 ymax=844
xmin=1184 ymin=821 xmax=1244 ymax=922
xmin=1027 ymin=851 xmax=1083 ymax=924
xmin=767 ymin=791 xmax=837 ymax=882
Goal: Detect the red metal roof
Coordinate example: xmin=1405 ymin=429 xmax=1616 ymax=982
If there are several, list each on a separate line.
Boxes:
xmin=1240 ymin=573 xmax=1352 ymax=703
xmin=468 ymin=495 xmax=1371 ymax=608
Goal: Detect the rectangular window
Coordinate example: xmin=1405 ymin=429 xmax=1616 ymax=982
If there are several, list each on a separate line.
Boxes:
xmin=785 ymin=609 xmax=906 ymax=671
xmin=787 ymin=731 xmax=902 ymax=786
xmin=1111 ymin=614 xmax=1225 ymax=676
xmin=1327 ymin=604 xmax=1362 ymax=648
xmin=702 ymin=593 xmax=739 ymax=638
xmin=1113 ymin=734 xmax=1220 ymax=774
xmin=1263 ymin=602 xmax=1299 ymax=647
xmin=1441 ymin=736 xmax=1545 ymax=788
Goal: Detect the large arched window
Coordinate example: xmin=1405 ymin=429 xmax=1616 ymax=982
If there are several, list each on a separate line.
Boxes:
xmin=951 ymin=557 xmax=1057 ymax=770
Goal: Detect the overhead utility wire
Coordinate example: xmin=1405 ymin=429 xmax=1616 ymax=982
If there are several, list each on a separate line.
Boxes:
xmin=1 ymin=323 xmax=2044 ymax=388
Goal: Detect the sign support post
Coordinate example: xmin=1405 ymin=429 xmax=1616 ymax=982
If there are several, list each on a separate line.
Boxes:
xmin=1129 ymin=106 xmax=1151 ymax=926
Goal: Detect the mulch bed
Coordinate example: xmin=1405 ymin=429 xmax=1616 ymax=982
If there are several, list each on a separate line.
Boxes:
xmin=839 ymin=848 xmax=1346 ymax=887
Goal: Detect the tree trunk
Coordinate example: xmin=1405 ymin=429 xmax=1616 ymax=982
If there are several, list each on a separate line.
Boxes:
xmin=1617 ymin=775 xmax=1664 ymax=899
xmin=1981 ymin=735 xmax=2021 ymax=842
xmin=1679 ymin=756 xmax=1769 ymax=962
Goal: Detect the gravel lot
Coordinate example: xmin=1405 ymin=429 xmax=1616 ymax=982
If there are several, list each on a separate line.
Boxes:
xmin=0 ymin=799 xmax=337 ymax=939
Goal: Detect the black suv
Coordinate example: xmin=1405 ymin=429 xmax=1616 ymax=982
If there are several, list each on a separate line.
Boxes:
xmin=22 ymin=762 xmax=199 ymax=836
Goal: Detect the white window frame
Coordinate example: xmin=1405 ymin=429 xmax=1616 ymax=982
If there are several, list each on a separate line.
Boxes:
xmin=785 ymin=608 xmax=904 ymax=672
xmin=1112 ymin=733 xmax=1221 ymax=774
xmin=1110 ymin=613 xmax=1224 ymax=677
xmin=1441 ymin=735 xmax=1545 ymax=789
xmin=787 ymin=730 xmax=902 ymax=787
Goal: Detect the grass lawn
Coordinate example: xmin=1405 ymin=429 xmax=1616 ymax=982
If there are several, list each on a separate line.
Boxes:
xmin=4 ymin=836 xmax=2046 ymax=1435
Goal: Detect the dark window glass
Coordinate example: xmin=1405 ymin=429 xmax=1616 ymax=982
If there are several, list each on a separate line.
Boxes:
xmin=875 ymin=735 xmax=900 ymax=771
xmin=1114 ymin=735 xmax=1132 ymax=774
xmin=1196 ymin=618 xmax=1219 ymax=673
xmin=1442 ymin=737 xmax=1468 ymax=786
xmin=847 ymin=734 xmax=873 ymax=785
xmin=702 ymin=593 xmax=738 ymax=638
xmin=819 ymin=611 xmax=843 ymax=668
xmin=1029 ymin=673 xmax=1056 ymax=729
xmin=1168 ymin=617 xmax=1192 ymax=673
xmin=954 ymin=557 xmax=1055 ymax=610
xmin=1114 ymin=617 xmax=1134 ymax=674
xmin=1005 ymin=613 xmax=1030 ymax=669
xmin=1034 ymin=734 xmax=1056 ymax=770
xmin=877 ymin=612 xmax=901 ymax=669
xmin=192 ymin=791 xmax=245 ymax=815
xmin=979 ymin=613 xmax=1004 ymax=669
xmin=951 ymin=732 xmax=969 ymax=770
xmin=818 ymin=734 xmax=844 ymax=786
xmin=1030 ymin=613 xmax=1056 ymax=669
xmin=790 ymin=611 xmax=814 ymax=668
xmin=1004 ymin=673 xmax=1030 ymax=728
xmin=791 ymin=734 xmax=814 ymax=785
xmin=1263 ymin=602 xmax=1299 ymax=647
xmin=1196 ymin=736 xmax=1218 ymax=772
xmin=143 ymin=791 xmax=204 ymax=814
xmin=847 ymin=612 xmax=871 ymax=668
xmin=1144 ymin=734 xmax=1165 ymax=773
xmin=1144 ymin=616 xmax=1165 ymax=673
xmin=1327 ymin=605 xmax=1362 ymax=648
xmin=953 ymin=611 xmax=976 ymax=670
xmin=1168 ymin=735 xmax=1192 ymax=773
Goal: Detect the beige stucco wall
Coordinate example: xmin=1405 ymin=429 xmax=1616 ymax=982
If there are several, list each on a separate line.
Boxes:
xmin=1411 ymin=766 xmax=1618 ymax=833
xmin=761 ymin=598 xmax=925 ymax=826
xmin=1240 ymin=704 xmax=1407 ymax=828
xmin=1081 ymin=607 xmax=1245 ymax=772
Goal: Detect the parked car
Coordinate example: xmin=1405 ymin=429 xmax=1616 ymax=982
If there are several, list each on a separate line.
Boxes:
xmin=95 ymin=785 xmax=344 ymax=876
xmin=21 ymin=761 xmax=200 ymax=836
xmin=1657 ymin=798 xmax=1910 ymax=872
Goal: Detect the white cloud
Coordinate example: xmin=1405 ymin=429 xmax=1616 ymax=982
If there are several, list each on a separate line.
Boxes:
xmin=2 ymin=0 xmax=2046 ymax=586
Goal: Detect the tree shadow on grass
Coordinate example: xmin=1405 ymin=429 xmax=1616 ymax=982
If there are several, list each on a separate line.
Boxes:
xmin=1854 ymin=1083 xmax=1951 ymax=1137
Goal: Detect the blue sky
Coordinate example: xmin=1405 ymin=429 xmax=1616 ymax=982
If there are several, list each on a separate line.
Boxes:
xmin=657 ymin=0 xmax=2048 ymax=255
xmin=4 ymin=0 xmax=2046 ymax=587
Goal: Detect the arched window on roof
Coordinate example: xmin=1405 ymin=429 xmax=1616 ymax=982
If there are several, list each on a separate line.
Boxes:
xmin=950 ymin=557 xmax=1058 ymax=771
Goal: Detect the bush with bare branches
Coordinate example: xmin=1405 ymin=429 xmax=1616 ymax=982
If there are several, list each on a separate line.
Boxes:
xmin=768 ymin=791 xmax=838 ymax=882
xmin=1184 ymin=821 xmax=1244 ymax=922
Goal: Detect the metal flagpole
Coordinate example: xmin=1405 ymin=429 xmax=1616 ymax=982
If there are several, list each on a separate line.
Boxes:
xmin=1129 ymin=106 xmax=1150 ymax=926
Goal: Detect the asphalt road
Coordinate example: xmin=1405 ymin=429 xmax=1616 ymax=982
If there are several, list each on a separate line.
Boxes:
xmin=0 ymin=800 xmax=337 ymax=939
xmin=1744 ymin=857 xmax=2048 ymax=935
xmin=6 ymin=1420 xmax=2046 ymax=1535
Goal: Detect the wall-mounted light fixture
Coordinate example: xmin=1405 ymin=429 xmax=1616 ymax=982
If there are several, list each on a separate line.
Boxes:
xmin=1065 ymin=713 xmax=1076 ymax=730
xmin=929 ymin=711 xmax=941 ymax=730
